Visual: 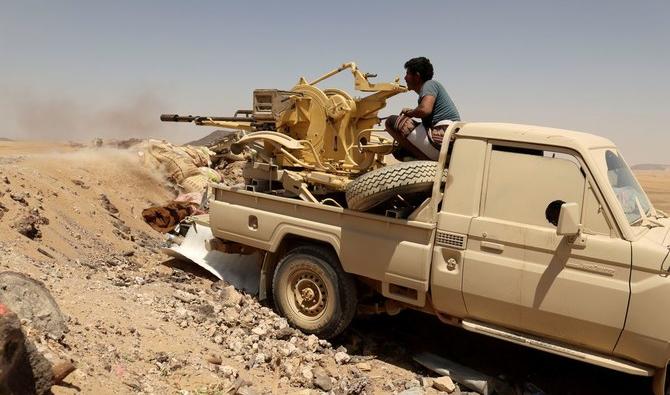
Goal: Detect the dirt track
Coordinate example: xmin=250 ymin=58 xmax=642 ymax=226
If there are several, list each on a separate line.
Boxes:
xmin=1 ymin=141 xmax=667 ymax=394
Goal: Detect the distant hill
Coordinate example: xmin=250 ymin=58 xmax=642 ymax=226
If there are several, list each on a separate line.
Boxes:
xmin=185 ymin=129 xmax=237 ymax=147
xmin=0 ymin=137 xmax=13 ymax=141
xmin=632 ymin=164 xmax=670 ymax=171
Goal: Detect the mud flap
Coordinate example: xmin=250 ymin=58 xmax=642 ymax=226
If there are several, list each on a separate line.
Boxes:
xmin=652 ymin=364 xmax=666 ymax=395
xmin=161 ymin=224 xmax=262 ymax=295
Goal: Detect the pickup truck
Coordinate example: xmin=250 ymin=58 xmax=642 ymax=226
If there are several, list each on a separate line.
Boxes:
xmin=206 ymin=122 xmax=670 ymax=394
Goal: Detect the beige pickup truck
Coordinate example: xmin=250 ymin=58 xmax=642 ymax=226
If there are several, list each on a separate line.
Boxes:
xmin=207 ymin=122 xmax=670 ymax=394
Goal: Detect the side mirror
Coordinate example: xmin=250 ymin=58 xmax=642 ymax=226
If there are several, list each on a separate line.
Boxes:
xmin=557 ymin=202 xmax=581 ymax=236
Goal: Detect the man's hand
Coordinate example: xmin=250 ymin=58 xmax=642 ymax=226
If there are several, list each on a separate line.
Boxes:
xmin=400 ymin=95 xmax=435 ymax=119
xmin=395 ymin=114 xmax=416 ymax=137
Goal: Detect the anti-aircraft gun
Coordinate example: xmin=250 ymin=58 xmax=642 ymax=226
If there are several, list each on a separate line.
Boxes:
xmin=161 ymin=62 xmax=407 ymax=204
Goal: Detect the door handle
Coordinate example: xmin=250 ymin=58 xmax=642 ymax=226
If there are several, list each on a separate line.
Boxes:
xmin=481 ymin=241 xmax=504 ymax=252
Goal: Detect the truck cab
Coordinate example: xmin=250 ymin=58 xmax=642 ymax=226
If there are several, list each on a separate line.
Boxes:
xmin=432 ymin=124 xmax=670 ymax=377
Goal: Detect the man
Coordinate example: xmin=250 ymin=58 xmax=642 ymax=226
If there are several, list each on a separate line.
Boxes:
xmin=385 ymin=57 xmax=460 ymax=160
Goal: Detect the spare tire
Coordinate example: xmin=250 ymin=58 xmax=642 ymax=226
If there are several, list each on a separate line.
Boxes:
xmin=346 ymin=161 xmax=441 ymax=211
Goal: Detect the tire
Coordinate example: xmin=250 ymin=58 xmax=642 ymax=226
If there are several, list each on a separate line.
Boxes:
xmin=272 ymin=246 xmax=357 ymax=339
xmin=346 ymin=160 xmax=440 ymax=211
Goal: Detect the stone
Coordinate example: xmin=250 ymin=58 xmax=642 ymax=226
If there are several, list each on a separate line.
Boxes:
xmin=398 ymin=388 xmax=425 ymax=395
xmin=312 ymin=367 xmax=332 ymax=391
xmin=228 ymin=340 xmax=243 ymax=353
xmin=174 ymin=290 xmax=197 ymax=303
xmin=221 ymin=365 xmax=239 ymax=378
xmin=0 ymin=272 xmax=67 ymax=339
xmin=275 ymin=326 xmax=293 ymax=340
xmin=9 ymin=192 xmax=28 ymax=206
xmin=356 ymin=362 xmax=372 ymax=371
xmin=405 ymin=378 xmax=421 ymax=389
xmin=340 ymin=376 xmax=370 ymax=394
xmin=251 ymin=325 xmax=267 ymax=336
xmin=318 ymin=339 xmax=331 ymax=348
xmin=175 ymin=307 xmax=189 ymax=319
xmin=305 ymin=334 xmax=319 ymax=351
xmin=99 ymin=194 xmax=119 ymax=214
xmin=236 ymin=385 xmax=259 ymax=395
xmin=154 ymin=352 xmax=170 ymax=363
xmin=71 ymin=179 xmax=89 ymax=189
xmin=13 ymin=215 xmax=44 ymax=239
xmin=334 ymin=351 xmax=350 ymax=364
xmin=382 ymin=379 xmax=396 ymax=392
xmin=433 ymin=376 xmax=456 ymax=393
xmin=279 ymin=342 xmax=297 ymax=357
xmin=222 ymin=286 xmax=243 ymax=306
xmin=281 ymin=361 xmax=296 ymax=379
xmin=253 ymin=353 xmax=266 ymax=366
xmin=205 ymin=354 xmax=222 ymax=365
xmin=300 ymin=366 xmax=314 ymax=381
xmin=421 ymin=377 xmax=434 ymax=388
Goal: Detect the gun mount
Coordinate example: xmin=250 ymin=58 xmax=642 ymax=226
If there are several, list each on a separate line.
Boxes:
xmin=162 ymin=62 xmax=407 ymax=202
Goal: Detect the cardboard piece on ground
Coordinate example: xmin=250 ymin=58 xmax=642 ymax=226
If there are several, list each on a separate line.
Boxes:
xmin=162 ymin=224 xmax=261 ymax=295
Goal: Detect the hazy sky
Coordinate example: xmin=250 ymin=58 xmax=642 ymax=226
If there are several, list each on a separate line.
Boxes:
xmin=1 ymin=1 xmax=668 ymax=164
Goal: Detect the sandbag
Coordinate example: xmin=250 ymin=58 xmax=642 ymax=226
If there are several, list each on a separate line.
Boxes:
xmin=180 ymin=174 xmax=210 ymax=193
xmin=146 ymin=142 xmax=200 ymax=183
xmin=199 ymin=167 xmax=221 ymax=183
xmin=177 ymin=146 xmax=213 ymax=167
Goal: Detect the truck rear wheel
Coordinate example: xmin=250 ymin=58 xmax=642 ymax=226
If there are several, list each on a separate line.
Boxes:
xmin=345 ymin=160 xmax=440 ymax=211
xmin=272 ymin=246 xmax=357 ymax=339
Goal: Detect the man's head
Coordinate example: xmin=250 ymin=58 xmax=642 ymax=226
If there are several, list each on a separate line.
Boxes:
xmin=404 ymin=57 xmax=434 ymax=91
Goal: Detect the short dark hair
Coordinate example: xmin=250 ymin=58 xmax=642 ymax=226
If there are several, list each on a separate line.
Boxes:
xmin=404 ymin=57 xmax=434 ymax=81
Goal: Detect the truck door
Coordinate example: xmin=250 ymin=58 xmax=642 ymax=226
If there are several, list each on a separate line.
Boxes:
xmin=462 ymin=144 xmax=630 ymax=354
xmin=431 ymin=138 xmax=488 ymax=318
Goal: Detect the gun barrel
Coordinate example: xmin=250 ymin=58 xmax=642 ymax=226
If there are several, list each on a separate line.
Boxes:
xmin=160 ymin=114 xmax=194 ymax=122
xmin=160 ymin=114 xmax=256 ymax=123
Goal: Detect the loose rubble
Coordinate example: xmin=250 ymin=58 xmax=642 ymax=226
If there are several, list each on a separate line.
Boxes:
xmin=433 ymin=376 xmax=456 ymax=393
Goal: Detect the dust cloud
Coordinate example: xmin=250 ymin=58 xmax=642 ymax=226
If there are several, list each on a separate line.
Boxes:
xmin=2 ymin=88 xmax=177 ymax=142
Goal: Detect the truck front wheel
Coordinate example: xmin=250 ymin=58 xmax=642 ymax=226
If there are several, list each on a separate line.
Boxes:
xmin=272 ymin=246 xmax=357 ymax=339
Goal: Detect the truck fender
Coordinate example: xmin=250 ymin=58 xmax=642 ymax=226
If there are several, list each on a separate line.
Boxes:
xmin=259 ymin=231 xmax=341 ymax=302
xmin=269 ymin=226 xmax=341 ymax=258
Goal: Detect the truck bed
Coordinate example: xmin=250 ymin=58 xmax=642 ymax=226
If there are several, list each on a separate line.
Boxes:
xmin=209 ymin=185 xmax=437 ymax=306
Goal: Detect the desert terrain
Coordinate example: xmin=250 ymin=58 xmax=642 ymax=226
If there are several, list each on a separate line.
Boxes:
xmin=635 ymin=170 xmax=670 ymax=214
xmin=0 ymin=141 xmax=423 ymax=395
xmin=1 ymin=139 xmax=668 ymax=395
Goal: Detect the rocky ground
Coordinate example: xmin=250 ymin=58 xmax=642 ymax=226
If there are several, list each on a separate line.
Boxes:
xmin=0 ymin=140 xmax=667 ymax=395
xmin=0 ymin=142 xmax=452 ymax=395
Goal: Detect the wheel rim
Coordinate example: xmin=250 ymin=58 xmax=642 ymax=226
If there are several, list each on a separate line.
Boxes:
xmin=279 ymin=257 xmax=337 ymax=324
xmin=286 ymin=267 xmax=329 ymax=320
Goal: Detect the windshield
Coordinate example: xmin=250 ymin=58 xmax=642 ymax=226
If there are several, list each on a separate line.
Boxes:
xmin=593 ymin=148 xmax=654 ymax=225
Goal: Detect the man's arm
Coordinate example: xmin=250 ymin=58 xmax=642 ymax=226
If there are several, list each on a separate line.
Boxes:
xmin=401 ymin=95 xmax=435 ymax=118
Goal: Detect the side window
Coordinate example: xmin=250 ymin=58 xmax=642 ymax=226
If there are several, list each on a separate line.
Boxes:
xmin=483 ymin=147 xmax=585 ymax=228
xmin=582 ymin=183 xmax=612 ymax=235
